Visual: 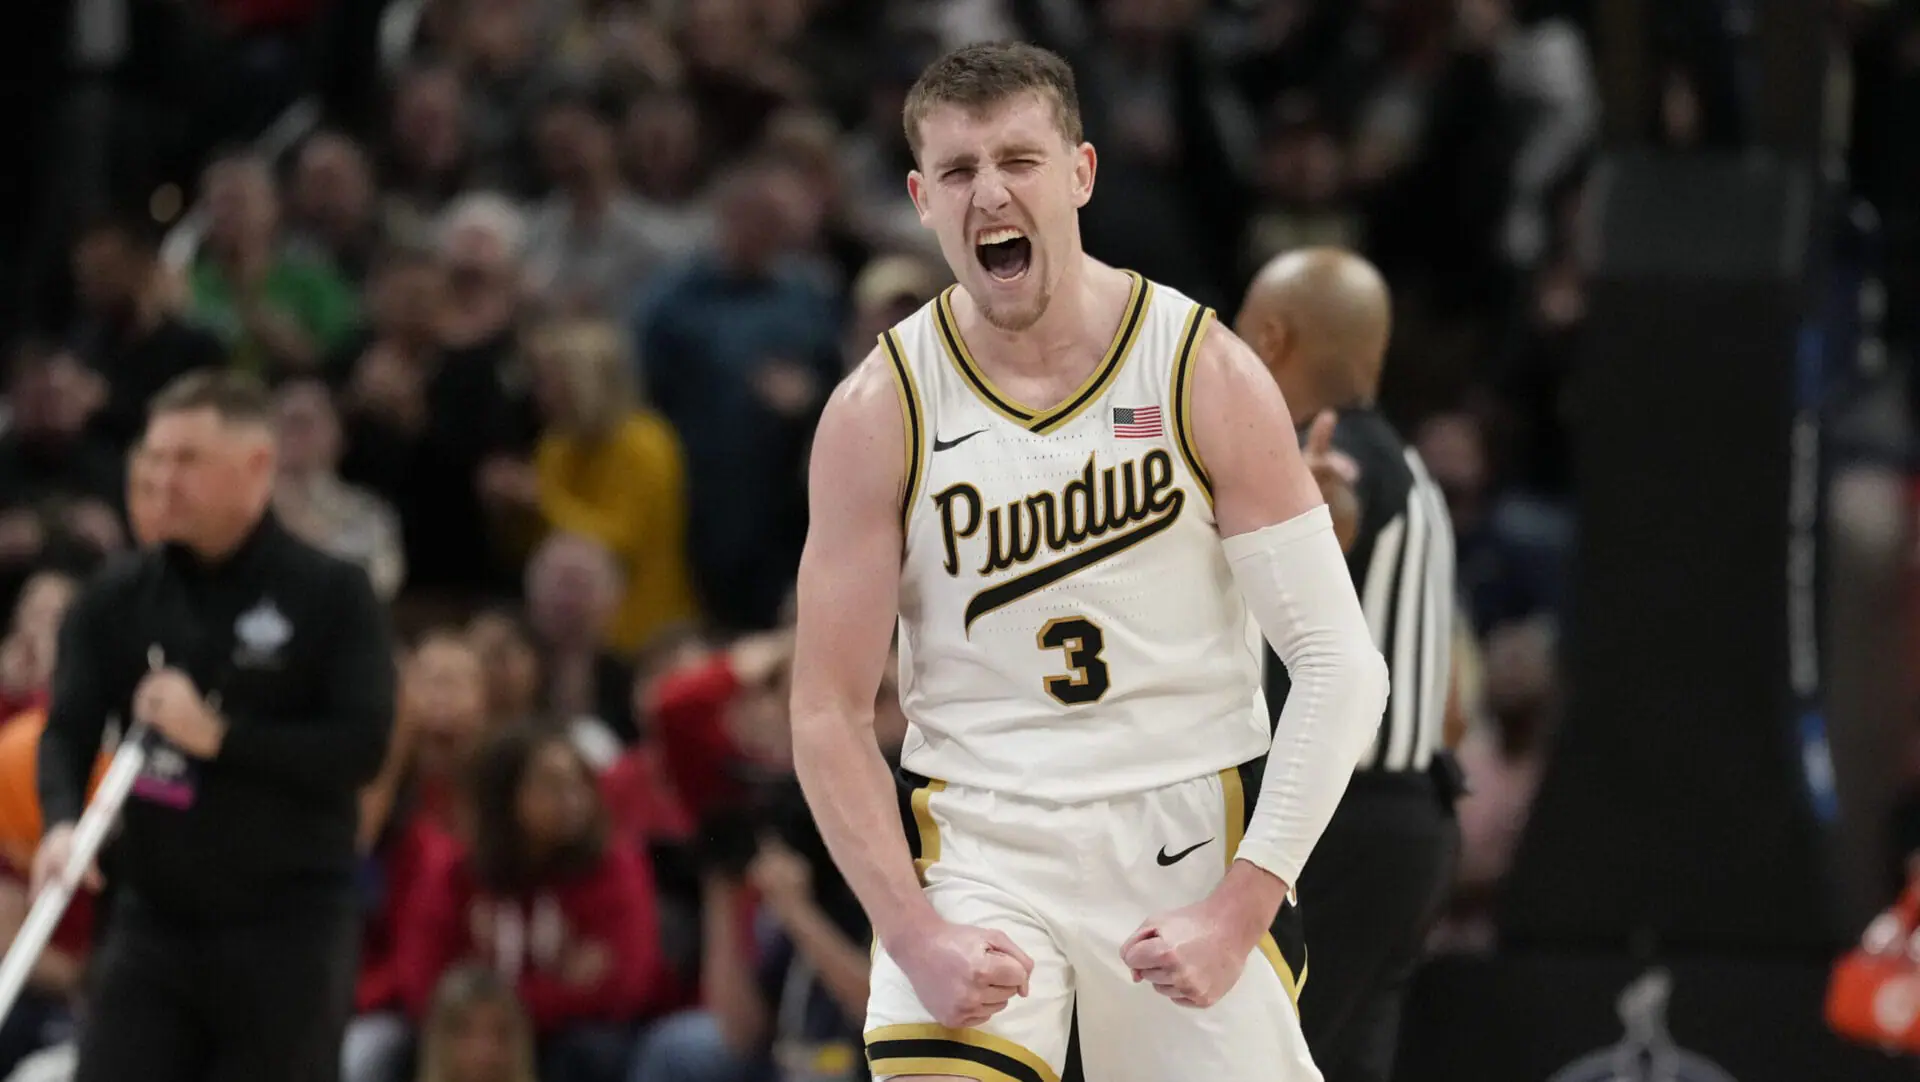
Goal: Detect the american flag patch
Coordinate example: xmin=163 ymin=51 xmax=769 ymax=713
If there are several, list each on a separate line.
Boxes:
xmin=1112 ymin=405 xmax=1163 ymax=439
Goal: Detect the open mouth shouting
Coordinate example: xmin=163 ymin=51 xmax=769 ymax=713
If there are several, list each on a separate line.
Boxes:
xmin=975 ymin=226 xmax=1032 ymax=282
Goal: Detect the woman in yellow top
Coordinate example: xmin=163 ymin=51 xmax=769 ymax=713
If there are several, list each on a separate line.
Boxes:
xmin=526 ymin=319 xmax=701 ymax=653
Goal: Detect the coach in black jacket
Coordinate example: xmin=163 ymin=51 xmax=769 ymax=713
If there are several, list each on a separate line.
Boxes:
xmin=34 ymin=369 xmax=396 ymax=1082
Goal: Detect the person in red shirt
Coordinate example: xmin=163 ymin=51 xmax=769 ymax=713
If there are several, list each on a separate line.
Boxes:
xmin=345 ymin=630 xmax=490 ymax=1082
xmin=400 ymin=724 xmax=675 ymax=1082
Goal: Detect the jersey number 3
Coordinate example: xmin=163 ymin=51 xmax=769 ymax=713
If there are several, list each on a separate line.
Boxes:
xmin=1037 ymin=616 xmax=1111 ymax=705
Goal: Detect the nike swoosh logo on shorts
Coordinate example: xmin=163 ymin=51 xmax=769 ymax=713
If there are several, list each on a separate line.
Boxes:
xmin=1156 ymin=839 xmax=1212 ymax=866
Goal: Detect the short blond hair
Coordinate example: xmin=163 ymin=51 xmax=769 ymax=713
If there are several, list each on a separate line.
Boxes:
xmin=903 ymin=42 xmax=1083 ymax=161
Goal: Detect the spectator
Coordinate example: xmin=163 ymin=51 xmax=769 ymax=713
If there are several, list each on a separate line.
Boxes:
xmin=619 ymin=91 xmax=716 ymax=266
xmin=347 ymin=632 xmax=491 ymax=1082
xmin=759 ymin=107 xmax=872 ymax=294
xmin=0 ymin=500 xmax=135 ymax=1077
xmin=67 ymin=215 xmax=227 ymax=450
xmin=634 ymin=158 xmax=840 ymax=632
xmin=525 ymin=91 xmax=673 ymax=317
xmin=525 ymin=318 xmax=700 ymax=654
xmin=1433 ymin=615 xmax=1559 ymax=953
xmin=398 ymin=724 xmax=674 ymax=1082
xmin=0 ymin=571 xmax=76 ymax=723
xmin=383 ymin=65 xmax=477 ymax=246
xmin=416 ymin=966 xmax=539 ymax=1082
xmin=1415 ymin=411 xmax=1569 ymax=636
xmin=633 ymin=644 xmax=904 ymax=1082
xmin=675 ymin=0 xmax=810 ymax=161
xmin=839 ymin=254 xmax=943 ymax=373
xmin=187 ymin=150 xmax=361 ymax=377
xmin=338 ymin=204 xmax=529 ymax=605
xmin=1243 ymin=96 xmax=1364 ymax=276
xmin=274 ymin=378 xmax=408 ymax=601
xmin=449 ymin=0 xmax=563 ymax=197
xmin=524 ymin=533 xmax=638 ymax=759
xmin=0 ymin=343 xmax=126 ymax=605
xmin=290 ymin=132 xmax=389 ymax=286
xmin=467 ymin=606 xmax=543 ymax=732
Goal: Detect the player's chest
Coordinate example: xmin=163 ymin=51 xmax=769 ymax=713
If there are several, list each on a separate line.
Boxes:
xmin=913 ymin=414 xmax=1188 ymax=581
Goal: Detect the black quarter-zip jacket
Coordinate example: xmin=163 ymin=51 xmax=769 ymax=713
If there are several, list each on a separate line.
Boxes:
xmin=38 ymin=513 xmax=396 ymax=925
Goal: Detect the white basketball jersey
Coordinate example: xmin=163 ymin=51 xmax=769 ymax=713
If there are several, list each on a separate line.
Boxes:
xmin=883 ymin=271 xmax=1272 ymax=803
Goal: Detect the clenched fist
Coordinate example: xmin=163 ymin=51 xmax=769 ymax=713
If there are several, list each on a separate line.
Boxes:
xmin=891 ymin=919 xmax=1035 ymax=1030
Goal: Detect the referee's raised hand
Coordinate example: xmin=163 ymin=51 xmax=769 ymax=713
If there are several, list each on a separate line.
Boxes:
xmin=1302 ymin=410 xmax=1360 ymax=551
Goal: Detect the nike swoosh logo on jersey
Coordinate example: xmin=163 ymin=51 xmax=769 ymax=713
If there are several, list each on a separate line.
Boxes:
xmin=1157 ymin=839 xmax=1211 ymax=866
xmin=932 ymin=429 xmax=987 ymax=452
xmin=962 ymin=497 xmax=1185 ymax=633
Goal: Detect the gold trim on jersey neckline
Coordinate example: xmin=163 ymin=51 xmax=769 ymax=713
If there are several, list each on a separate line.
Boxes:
xmin=932 ymin=271 xmax=1151 ymax=434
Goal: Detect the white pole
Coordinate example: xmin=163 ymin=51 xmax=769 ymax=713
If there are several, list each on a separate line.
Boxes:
xmin=0 ymin=725 xmax=150 ymax=1026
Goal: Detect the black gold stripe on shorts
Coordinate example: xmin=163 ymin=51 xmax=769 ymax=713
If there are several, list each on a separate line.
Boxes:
xmin=866 ymin=1025 xmax=1060 ymax=1082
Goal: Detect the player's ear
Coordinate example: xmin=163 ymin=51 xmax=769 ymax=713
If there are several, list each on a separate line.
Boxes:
xmin=1070 ymin=142 xmax=1096 ymax=209
xmin=907 ymin=171 xmax=933 ymax=226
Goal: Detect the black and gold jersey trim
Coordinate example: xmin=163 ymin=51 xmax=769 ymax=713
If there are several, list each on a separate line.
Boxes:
xmin=1170 ymin=303 xmax=1215 ymax=506
xmin=865 ymin=1024 xmax=1061 ymax=1082
xmin=1220 ymin=762 xmax=1309 ymax=1012
xmin=933 ymin=272 xmax=1151 ymax=434
xmin=881 ymin=330 xmax=926 ymax=532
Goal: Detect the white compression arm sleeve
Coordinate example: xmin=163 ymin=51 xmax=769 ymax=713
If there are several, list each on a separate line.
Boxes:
xmin=1223 ymin=504 xmax=1390 ymax=888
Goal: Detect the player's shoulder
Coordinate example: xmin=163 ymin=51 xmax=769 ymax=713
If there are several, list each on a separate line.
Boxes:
xmin=812 ymin=343 xmax=910 ymax=490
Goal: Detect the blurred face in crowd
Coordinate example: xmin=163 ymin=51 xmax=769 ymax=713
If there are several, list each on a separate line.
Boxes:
xmin=457 ymin=0 xmax=539 ymax=75
xmin=443 ymin=997 xmax=523 ymax=1082
xmin=1261 ymin=122 xmax=1345 ymax=208
xmin=203 ymin=156 xmax=280 ymax=253
xmin=13 ymin=572 xmax=75 ymax=655
xmin=515 ymin=739 xmax=596 ymax=851
xmin=273 ymin=380 xmax=342 ymax=476
xmin=143 ymin=406 xmax=277 ymax=553
xmin=908 ymin=91 xmax=1095 ymax=332
xmin=372 ymin=256 xmax=450 ymax=343
xmin=682 ymin=0 xmax=758 ymax=73
xmin=535 ymin=103 xmax=615 ymax=193
xmin=525 ymin=535 xmax=619 ymax=652
xmin=1101 ymin=0 xmax=1205 ymax=41
xmin=127 ymin=446 xmax=166 ymax=547
xmin=715 ymin=165 xmax=815 ymax=275
xmin=72 ymin=228 xmax=148 ymax=316
xmin=393 ymin=68 xmax=467 ymax=179
xmin=1415 ymin=413 xmax=1489 ymax=523
xmin=467 ymin=612 xmax=541 ymax=723
xmin=407 ymin=635 xmax=489 ymax=781
xmin=292 ymin=134 xmax=376 ymax=235
xmin=441 ymin=222 xmax=517 ymax=304
xmin=9 ymin=352 xmax=96 ymax=440
xmin=621 ymin=92 xmax=702 ymax=200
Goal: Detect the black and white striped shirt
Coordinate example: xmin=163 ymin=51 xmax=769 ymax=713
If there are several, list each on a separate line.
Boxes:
xmin=1265 ymin=409 xmax=1457 ymax=774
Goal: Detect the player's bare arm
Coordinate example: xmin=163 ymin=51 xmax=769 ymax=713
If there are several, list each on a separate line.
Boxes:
xmin=1120 ymin=323 xmax=1389 ymax=1008
xmin=789 ymin=348 xmax=1033 ymax=1029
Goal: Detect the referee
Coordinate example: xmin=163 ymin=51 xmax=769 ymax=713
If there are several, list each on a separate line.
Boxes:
xmin=32 ymin=370 xmax=396 ymax=1082
xmin=1238 ymin=249 xmax=1461 ymax=1082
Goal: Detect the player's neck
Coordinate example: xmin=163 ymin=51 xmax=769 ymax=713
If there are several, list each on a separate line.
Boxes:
xmin=960 ymin=257 xmax=1123 ymax=374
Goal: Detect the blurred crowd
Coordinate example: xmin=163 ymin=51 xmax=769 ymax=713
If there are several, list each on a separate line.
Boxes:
xmin=0 ymin=0 xmax=1685 ymax=1080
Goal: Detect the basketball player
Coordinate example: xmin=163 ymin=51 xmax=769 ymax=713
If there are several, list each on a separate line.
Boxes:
xmin=789 ymin=43 xmax=1389 ymax=1082
xmin=1238 ymin=249 xmax=1461 ymax=1082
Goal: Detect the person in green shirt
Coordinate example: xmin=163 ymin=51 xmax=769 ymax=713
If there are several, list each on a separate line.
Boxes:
xmin=188 ymin=150 xmax=361 ymax=379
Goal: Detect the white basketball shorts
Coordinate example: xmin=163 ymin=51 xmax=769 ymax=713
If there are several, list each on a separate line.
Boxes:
xmin=864 ymin=760 xmax=1318 ymax=1082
